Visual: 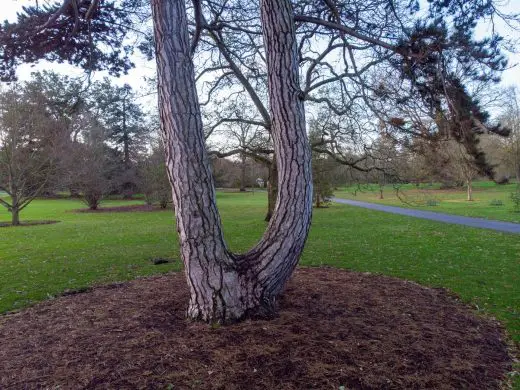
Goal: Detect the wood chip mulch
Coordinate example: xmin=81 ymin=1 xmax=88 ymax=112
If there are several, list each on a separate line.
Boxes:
xmin=0 ymin=267 xmax=513 ymax=389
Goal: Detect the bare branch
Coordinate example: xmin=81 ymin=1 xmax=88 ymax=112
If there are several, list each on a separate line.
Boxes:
xmin=293 ymin=15 xmax=400 ymax=54
xmin=85 ymin=0 xmax=100 ymax=20
xmin=191 ymin=0 xmax=203 ymax=55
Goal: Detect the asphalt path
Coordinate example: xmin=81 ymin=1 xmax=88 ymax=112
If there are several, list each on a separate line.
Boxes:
xmin=332 ymin=198 xmax=520 ymax=234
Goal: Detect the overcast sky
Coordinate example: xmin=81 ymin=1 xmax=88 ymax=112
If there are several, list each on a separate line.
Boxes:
xmin=2 ymin=0 xmax=156 ymax=103
xmin=2 ymin=0 xmax=520 ymax=100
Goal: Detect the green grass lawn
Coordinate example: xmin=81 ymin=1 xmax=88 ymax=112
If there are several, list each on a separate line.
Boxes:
xmin=335 ymin=181 xmax=520 ymax=223
xmin=1 ymin=193 xmax=519 ymax=351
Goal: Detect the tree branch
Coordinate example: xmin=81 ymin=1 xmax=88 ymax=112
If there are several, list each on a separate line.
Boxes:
xmin=293 ymin=15 xmax=400 ymax=54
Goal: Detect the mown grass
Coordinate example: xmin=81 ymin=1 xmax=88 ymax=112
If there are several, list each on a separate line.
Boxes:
xmin=335 ymin=181 xmax=520 ymax=223
xmin=1 ymin=193 xmax=519 ymax=350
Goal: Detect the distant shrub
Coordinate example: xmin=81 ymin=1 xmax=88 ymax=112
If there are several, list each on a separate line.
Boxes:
xmin=494 ymin=176 xmax=510 ymax=185
xmin=439 ymin=181 xmax=462 ymax=190
xmin=489 ymin=199 xmax=504 ymax=206
xmin=83 ymin=189 xmax=103 ymax=210
xmin=426 ymin=199 xmax=439 ymax=207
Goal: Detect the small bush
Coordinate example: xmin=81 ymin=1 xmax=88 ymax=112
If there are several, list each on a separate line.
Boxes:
xmin=489 ymin=199 xmax=504 ymax=206
xmin=83 ymin=190 xmax=103 ymax=210
xmin=426 ymin=199 xmax=439 ymax=207
xmin=494 ymin=176 xmax=510 ymax=185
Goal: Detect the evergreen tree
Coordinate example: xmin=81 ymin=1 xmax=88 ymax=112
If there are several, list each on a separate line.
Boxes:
xmin=88 ymin=79 xmax=147 ymax=197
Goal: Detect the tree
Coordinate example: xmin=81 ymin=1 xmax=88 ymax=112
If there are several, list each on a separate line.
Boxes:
xmin=499 ymin=87 xmax=520 ymax=183
xmin=137 ymin=138 xmax=171 ymax=208
xmin=68 ymin=113 xmax=116 ymax=210
xmin=151 ymin=0 xmax=312 ymax=322
xmin=151 ymin=0 xmax=514 ymax=324
xmin=23 ymin=71 xmax=88 ymax=195
xmin=0 ymin=84 xmax=66 ymax=224
xmin=1 ymin=0 xmax=517 ymax=323
xmin=444 ymin=141 xmax=480 ymax=201
xmin=88 ymin=80 xmax=148 ymax=198
xmin=308 ymin=121 xmax=335 ymax=207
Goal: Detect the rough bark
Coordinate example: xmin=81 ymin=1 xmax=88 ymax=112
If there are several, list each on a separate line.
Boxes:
xmin=152 ymin=0 xmax=312 ymax=324
xmin=467 ymin=179 xmax=473 ymax=201
xmin=265 ymin=157 xmax=278 ymax=221
xmin=11 ymin=205 xmax=20 ymax=226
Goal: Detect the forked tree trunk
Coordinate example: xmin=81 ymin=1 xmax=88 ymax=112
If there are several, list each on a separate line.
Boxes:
xmin=152 ymin=0 xmax=312 ymax=323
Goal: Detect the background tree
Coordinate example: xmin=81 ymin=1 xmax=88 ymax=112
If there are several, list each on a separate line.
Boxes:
xmin=88 ymin=79 xmax=148 ymax=198
xmin=444 ymin=140 xmax=480 ymax=201
xmin=137 ymin=138 xmax=171 ymax=208
xmin=308 ymin=120 xmax=335 ymax=207
xmin=499 ymin=87 xmax=520 ymax=183
xmin=0 ymin=84 xmax=66 ymax=224
xmin=69 ymin=114 xmax=116 ymax=210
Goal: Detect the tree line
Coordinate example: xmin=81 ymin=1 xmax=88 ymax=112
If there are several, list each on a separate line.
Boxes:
xmin=0 ymin=71 xmax=170 ymax=224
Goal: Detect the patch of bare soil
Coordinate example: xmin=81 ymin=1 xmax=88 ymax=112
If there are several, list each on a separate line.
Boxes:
xmin=74 ymin=204 xmax=171 ymax=213
xmin=0 ymin=220 xmax=59 ymax=228
xmin=0 ymin=268 xmax=512 ymax=389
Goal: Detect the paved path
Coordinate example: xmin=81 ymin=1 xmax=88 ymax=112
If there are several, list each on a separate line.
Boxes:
xmin=332 ymin=198 xmax=520 ymax=234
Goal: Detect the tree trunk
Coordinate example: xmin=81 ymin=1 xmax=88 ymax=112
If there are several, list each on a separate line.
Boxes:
xmin=265 ymin=158 xmax=278 ymax=221
xmin=11 ymin=205 xmax=20 ymax=226
xmin=239 ymin=152 xmax=247 ymax=192
xmin=467 ymin=179 xmax=473 ymax=201
xmin=10 ymin=190 xmax=20 ymax=226
xmin=122 ymin=96 xmax=130 ymax=169
xmin=152 ymin=0 xmax=312 ymax=324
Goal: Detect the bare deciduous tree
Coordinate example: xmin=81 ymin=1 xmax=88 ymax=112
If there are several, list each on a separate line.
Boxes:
xmin=0 ymin=84 xmax=65 ymax=225
xmin=500 ymin=87 xmax=520 ymax=183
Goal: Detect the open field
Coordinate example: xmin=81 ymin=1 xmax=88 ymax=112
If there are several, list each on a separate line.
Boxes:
xmin=335 ymin=181 xmax=520 ymax=223
xmin=1 ymin=192 xmax=518 ymax=349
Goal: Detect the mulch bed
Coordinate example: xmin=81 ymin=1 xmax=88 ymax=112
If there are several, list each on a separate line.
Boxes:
xmin=74 ymin=204 xmax=172 ymax=213
xmin=0 ymin=268 xmax=513 ymax=389
xmin=0 ymin=220 xmax=59 ymax=228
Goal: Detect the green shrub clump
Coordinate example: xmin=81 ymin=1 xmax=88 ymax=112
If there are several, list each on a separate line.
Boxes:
xmin=426 ymin=199 xmax=439 ymax=207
